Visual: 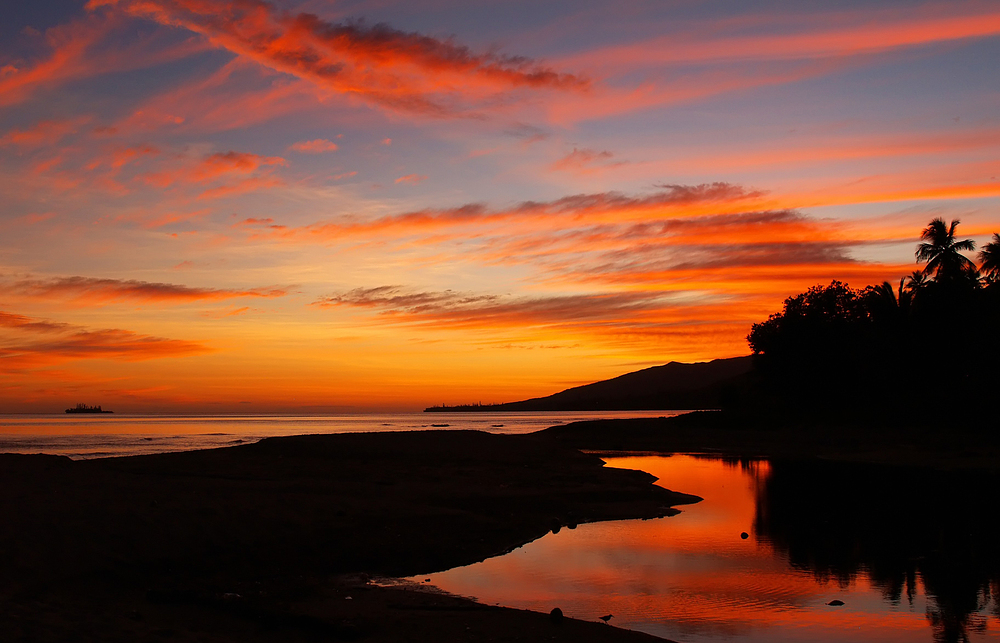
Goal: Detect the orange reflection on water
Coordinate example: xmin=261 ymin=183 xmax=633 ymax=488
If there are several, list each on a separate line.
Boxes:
xmin=420 ymin=455 xmax=977 ymax=643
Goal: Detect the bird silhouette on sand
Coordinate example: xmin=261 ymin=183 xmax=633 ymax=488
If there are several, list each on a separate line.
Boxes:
xmin=599 ymin=614 xmax=613 ymax=623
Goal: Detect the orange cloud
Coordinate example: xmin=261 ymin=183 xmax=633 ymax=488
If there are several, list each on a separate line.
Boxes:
xmin=197 ymin=176 xmax=283 ymax=200
xmin=0 ymin=18 xmax=109 ymax=108
xmin=564 ymin=3 xmax=1000 ymax=70
xmin=314 ymin=286 xmax=762 ymax=358
xmin=0 ymin=310 xmax=209 ymax=369
xmin=0 ymin=13 xmax=208 ymax=108
xmin=140 ymin=150 xmax=286 ymax=197
xmin=112 ymin=57 xmax=326 ymax=136
xmin=110 ymin=143 xmax=160 ymax=169
xmin=88 ymin=0 xmax=587 ymax=116
xmin=395 ymin=174 xmax=427 ymax=185
xmin=190 ymin=151 xmax=285 ymax=181
xmin=289 ymin=139 xmax=338 ymax=153
xmin=551 ymin=147 xmax=626 ymax=173
xmin=670 ymin=128 xmax=1000 ymax=174
xmin=539 ymin=3 xmax=1000 ymax=124
xmin=242 ymin=180 xmax=937 ymax=361
xmin=238 ymin=183 xmax=763 ymax=243
xmin=0 ymin=275 xmax=287 ymax=305
xmin=318 ymin=286 xmax=663 ymax=325
xmin=0 ymin=117 xmax=93 ymax=148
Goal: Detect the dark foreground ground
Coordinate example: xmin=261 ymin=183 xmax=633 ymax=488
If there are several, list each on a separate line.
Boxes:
xmin=0 ymin=430 xmax=698 ymax=643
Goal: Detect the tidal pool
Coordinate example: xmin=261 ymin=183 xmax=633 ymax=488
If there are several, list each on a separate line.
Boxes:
xmin=416 ymin=455 xmax=1000 ymax=643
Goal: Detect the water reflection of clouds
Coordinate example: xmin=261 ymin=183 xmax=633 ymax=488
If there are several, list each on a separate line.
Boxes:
xmin=0 ymin=411 xmax=681 ymax=458
xmin=422 ymin=455 xmax=998 ymax=643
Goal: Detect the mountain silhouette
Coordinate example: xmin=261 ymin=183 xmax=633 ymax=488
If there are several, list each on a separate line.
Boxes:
xmin=426 ymin=356 xmax=752 ymax=412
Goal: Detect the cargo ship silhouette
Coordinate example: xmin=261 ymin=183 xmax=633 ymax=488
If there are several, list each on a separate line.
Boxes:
xmin=65 ymin=404 xmax=113 ymax=414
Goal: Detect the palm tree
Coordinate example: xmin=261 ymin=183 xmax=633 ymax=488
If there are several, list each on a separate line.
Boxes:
xmin=904 ymin=270 xmax=928 ymax=293
xmin=915 ymin=218 xmax=977 ymax=281
xmin=978 ymin=232 xmax=1000 ymax=283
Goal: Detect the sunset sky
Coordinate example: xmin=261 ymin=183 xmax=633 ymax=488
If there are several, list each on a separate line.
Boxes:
xmin=2 ymin=0 xmax=998 ymax=412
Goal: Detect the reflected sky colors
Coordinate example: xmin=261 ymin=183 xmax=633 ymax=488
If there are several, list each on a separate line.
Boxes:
xmin=419 ymin=456 xmax=998 ymax=643
xmin=0 ymin=410 xmax=680 ymax=457
xmin=2 ymin=1 xmax=999 ymax=411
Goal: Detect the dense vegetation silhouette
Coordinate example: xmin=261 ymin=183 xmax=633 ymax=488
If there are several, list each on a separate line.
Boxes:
xmin=745 ymin=219 xmax=1000 ymax=422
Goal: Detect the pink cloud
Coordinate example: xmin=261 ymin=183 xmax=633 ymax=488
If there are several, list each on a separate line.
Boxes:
xmin=289 ymin=139 xmax=339 ymax=153
xmin=0 ymin=116 xmax=92 ymax=148
xmin=0 ymin=13 xmax=208 ymax=108
xmin=395 ymin=174 xmax=428 ymax=185
xmin=551 ymin=147 xmax=627 ymax=174
xmin=141 ymin=151 xmax=286 ymax=198
xmin=0 ymin=310 xmax=210 ymax=367
xmin=88 ymin=0 xmax=588 ymax=117
xmin=0 ymin=275 xmax=287 ymax=305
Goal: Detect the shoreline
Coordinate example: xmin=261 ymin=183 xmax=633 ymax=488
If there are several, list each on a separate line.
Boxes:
xmin=1 ymin=429 xmax=694 ymax=642
xmin=7 ymin=412 xmax=996 ymax=641
xmin=535 ymin=411 xmax=1000 ymax=473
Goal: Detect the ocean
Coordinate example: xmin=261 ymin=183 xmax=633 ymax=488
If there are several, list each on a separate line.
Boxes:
xmin=0 ymin=410 xmax=683 ymax=459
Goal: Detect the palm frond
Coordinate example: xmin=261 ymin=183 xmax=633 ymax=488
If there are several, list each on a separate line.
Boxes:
xmin=915 ymin=242 xmax=936 ymax=262
xmin=979 ymin=233 xmax=1000 ymax=277
xmin=953 ymin=239 xmax=976 ymax=252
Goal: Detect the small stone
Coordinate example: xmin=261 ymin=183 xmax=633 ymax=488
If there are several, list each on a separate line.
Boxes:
xmin=740 ymin=532 xmax=749 ymax=539
xmin=549 ymin=607 xmax=564 ymax=623
xmin=828 ymin=599 xmax=845 ymax=606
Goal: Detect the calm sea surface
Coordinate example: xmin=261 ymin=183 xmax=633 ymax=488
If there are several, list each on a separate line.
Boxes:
xmin=0 ymin=411 xmax=681 ymax=459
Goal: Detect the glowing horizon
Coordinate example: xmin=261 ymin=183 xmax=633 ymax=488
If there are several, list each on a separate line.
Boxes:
xmin=2 ymin=0 xmax=998 ymax=412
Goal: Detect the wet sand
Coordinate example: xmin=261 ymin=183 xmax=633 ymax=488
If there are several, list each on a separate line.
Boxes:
xmin=1 ymin=430 xmax=696 ymax=642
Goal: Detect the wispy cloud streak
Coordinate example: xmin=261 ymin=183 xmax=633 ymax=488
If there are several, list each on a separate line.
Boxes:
xmin=0 ymin=276 xmax=287 ymax=305
xmin=0 ymin=310 xmax=209 ymax=368
xmin=88 ymin=0 xmax=587 ymax=116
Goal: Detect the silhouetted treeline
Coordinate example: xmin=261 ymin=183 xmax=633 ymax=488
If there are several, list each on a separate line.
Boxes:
xmin=744 ymin=219 xmax=1000 ymax=423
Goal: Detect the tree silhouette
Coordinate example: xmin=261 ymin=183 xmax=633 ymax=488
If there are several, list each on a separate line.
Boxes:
xmin=744 ymin=219 xmax=999 ymax=422
xmin=978 ymin=232 xmax=1000 ymax=284
xmin=915 ymin=218 xmax=977 ymax=282
xmin=904 ymin=270 xmax=928 ymax=293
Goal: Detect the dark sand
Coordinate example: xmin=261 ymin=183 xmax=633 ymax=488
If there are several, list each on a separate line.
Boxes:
xmin=1 ymin=430 xmax=697 ymax=642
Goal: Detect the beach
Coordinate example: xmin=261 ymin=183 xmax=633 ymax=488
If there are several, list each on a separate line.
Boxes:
xmin=1 ymin=429 xmax=696 ymax=642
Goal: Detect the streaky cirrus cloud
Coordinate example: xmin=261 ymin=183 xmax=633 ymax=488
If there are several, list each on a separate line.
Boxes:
xmin=289 ymin=138 xmax=338 ymax=153
xmin=87 ymin=0 xmax=588 ymax=116
xmin=0 ymin=310 xmax=209 ymax=369
xmin=542 ymin=3 xmax=1000 ymax=123
xmin=0 ymin=275 xmax=288 ymax=305
xmin=139 ymin=150 xmax=287 ymax=198
xmin=317 ymin=286 xmax=678 ymax=329
xmin=395 ymin=174 xmax=427 ymax=185
xmin=237 ymin=183 xmax=764 ymax=241
xmin=314 ymin=286 xmax=761 ymax=357
xmin=565 ymin=2 xmax=1000 ymax=70
xmin=233 ymin=183 xmax=901 ymax=296
xmin=0 ymin=117 xmax=93 ymax=149
xmin=0 ymin=12 xmax=209 ymax=108
xmin=551 ymin=147 xmax=626 ymax=174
